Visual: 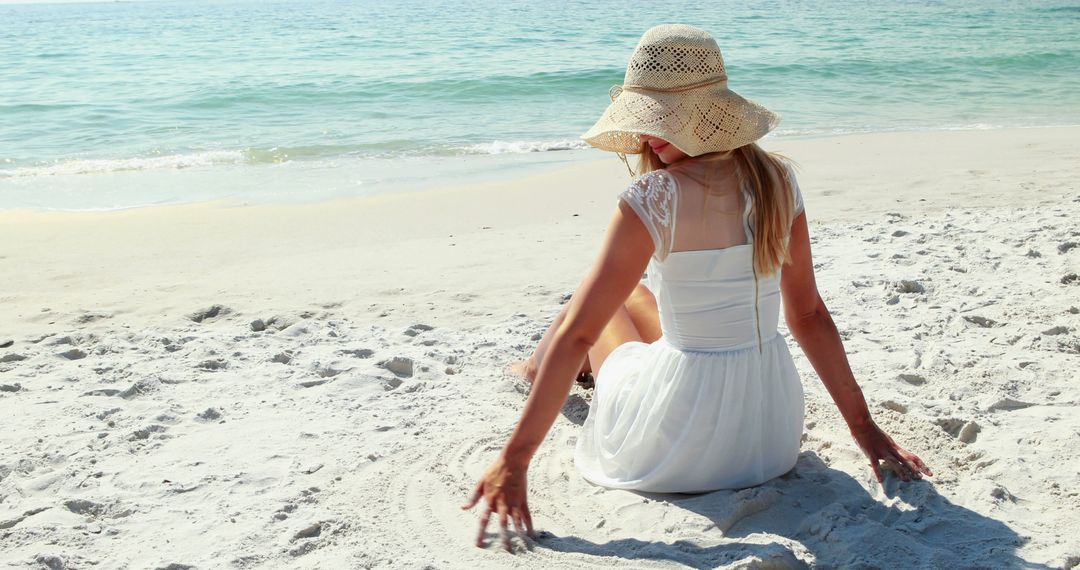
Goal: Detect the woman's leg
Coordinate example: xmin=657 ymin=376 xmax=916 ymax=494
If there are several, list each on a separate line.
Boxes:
xmin=587 ymin=305 xmax=643 ymax=374
xmin=624 ymin=283 xmax=661 ymax=344
xmin=589 ymin=283 xmax=661 ymax=375
xmin=509 ymin=303 xmax=580 ymax=382
xmin=512 ymin=283 xmax=661 ymax=382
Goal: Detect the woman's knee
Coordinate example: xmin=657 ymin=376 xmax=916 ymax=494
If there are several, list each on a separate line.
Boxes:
xmin=625 ymin=282 xmax=661 ymax=342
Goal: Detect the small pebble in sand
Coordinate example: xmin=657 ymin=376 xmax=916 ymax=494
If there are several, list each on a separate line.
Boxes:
xmin=250 ymin=319 xmax=267 ymax=332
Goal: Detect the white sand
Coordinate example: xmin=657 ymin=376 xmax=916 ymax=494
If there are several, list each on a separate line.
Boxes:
xmin=1 ymin=127 xmax=1078 ymax=569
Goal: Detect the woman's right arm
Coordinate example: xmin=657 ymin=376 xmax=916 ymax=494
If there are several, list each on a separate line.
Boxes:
xmin=461 ymin=200 xmax=655 ymax=549
xmin=780 ymin=212 xmax=932 ymax=483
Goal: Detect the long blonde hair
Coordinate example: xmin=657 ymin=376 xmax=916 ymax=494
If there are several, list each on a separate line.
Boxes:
xmin=636 ymin=142 xmax=794 ymax=276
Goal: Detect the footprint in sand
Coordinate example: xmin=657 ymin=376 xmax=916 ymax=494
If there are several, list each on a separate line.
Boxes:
xmin=189 ymin=304 xmax=231 ymax=323
xmin=35 ymin=555 xmax=66 ymax=570
xmin=935 ymin=418 xmax=981 ymax=443
xmin=988 ymin=398 xmax=1035 ymax=412
xmin=118 ymin=379 xmax=158 ymax=399
xmin=380 ymin=357 xmax=413 ymax=378
xmin=128 ymin=425 xmax=168 ymax=441
xmin=63 ymin=498 xmax=107 ymax=517
xmin=74 ymin=312 xmax=112 ymax=324
xmin=880 ymin=400 xmax=908 ymax=413
xmin=196 ymin=359 xmax=227 ymax=371
xmin=963 ymin=315 xmax=999 ymax=328
xmin=59 ymin=348 xmax=87 ymax=360
xmin=898 ymin=373 xmax=927 ymax=386
xmin=894 ymin=279 xmax=925 ymax=294
xmin=196 ymin=408 xmax=222 ymax=421
xmin=403 ymin=324 xmax=435 ymax=337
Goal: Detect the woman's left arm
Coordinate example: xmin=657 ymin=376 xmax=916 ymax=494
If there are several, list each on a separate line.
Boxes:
xmin=780 ymin=212 xmax=933 ymax=484
xmin=462 ymin=201 xmax=654 ymax=549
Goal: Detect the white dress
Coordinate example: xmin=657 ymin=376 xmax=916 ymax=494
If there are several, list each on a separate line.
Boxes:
xmin=574 ymin=160 xmax=806 ymax=494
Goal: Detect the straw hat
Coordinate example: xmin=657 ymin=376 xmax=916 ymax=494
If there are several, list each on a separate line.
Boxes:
xmin=582 ymin=24 xmax=780 ymax=156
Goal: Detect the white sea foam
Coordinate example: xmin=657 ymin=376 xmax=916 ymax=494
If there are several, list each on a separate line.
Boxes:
xmin=0 ymin=150 xmax=247 ymax=179
xmin=464 ymin=139 xmax=591 ymax=155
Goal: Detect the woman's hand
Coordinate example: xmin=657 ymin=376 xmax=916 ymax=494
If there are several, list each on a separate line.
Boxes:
xmin=850 ymin=421 xmax=933 ymax=483
xmin=461 ymin=455 xmax=535 ymax=551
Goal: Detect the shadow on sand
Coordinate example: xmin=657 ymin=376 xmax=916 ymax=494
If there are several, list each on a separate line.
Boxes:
xmin=537 ymin=451 xmax=1048 ymax=569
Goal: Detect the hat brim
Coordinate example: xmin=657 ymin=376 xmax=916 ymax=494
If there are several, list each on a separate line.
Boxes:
xmin=581 ymin=86 xmax=780 ymax=156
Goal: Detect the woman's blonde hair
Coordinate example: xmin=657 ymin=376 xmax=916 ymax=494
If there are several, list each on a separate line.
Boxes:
xmin=636 ymin=143 xmax=794 ymax=276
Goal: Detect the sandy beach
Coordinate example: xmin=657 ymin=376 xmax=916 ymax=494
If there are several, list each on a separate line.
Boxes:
xmin=2 ymin=126 xmax=1079 ymax=569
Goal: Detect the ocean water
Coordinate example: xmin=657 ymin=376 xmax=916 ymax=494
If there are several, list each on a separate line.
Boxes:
xmin=1 ymin=0 xmax=1079 ymax=209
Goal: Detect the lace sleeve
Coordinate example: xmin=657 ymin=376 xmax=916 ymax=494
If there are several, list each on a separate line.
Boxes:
xmin=783 ymin=161 xmax=805 ymax=219
xmin=617 ymin=170 xmax=678 ymax=260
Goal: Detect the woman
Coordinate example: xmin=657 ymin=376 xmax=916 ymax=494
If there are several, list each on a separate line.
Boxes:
xmin=462 ymin=24 xmax=931 ymax=549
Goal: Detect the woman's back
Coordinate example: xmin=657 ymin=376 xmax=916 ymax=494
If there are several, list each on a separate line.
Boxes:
xmin=619 ymin=155 xmax=803 ymax=352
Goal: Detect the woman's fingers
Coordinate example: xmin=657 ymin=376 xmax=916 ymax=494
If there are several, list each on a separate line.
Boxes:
xmin=475 ymin=507 xmax=492 ymax=548
xmin=905 ymin=451 xmax=933 ymax=477
xmin=497 ymin=500 xmax=512 ymax=552
xmin=882 ymin=455 xmax=910 ymax=481
xmin=461 ymin=481 xmax=483 ymax=510
xmin=890 ymin=447 xmax=930 ymax=480
xmin=868 ymin=451 xmax=885 ymax=483
xmin=510 ymin=507 xmax=529 ymax=545
xmin=522 ymin=503 xmax=535 ymax=537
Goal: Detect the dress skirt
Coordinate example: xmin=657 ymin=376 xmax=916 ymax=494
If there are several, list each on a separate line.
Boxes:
xmin=573 ymin=334 xmax=805 ymax=494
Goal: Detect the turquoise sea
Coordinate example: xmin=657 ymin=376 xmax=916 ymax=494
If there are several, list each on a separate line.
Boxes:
xmin=2 ymin=0 xmax=1079 ymax=209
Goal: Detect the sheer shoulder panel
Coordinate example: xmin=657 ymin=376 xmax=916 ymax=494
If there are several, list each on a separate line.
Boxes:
xmin=617 ymin=169 xmax=678 ymax=261
xmin=782 ymin=160 xmax=804 ymax=219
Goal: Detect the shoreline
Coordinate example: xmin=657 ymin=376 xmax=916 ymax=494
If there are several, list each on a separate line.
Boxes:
xmin=2 ymin=124 xmax=1078 ymax=213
